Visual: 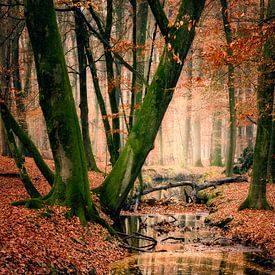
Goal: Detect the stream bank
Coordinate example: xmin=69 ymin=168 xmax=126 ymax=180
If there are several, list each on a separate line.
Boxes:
xmin=110 ymin=169 xmax=275 ymax=274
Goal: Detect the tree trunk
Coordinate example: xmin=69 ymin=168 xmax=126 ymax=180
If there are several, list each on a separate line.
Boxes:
xmin=95 ymin=0 xmax=206 ymax=217
xmin=192 ymin=49 xmax=203 ymax=167
xmin=101 ymin=0 xmax=121 ymax=162
xmin=220 ymin=0 xmax=237 ymax=176
xmin=210 ymin=112 xmax=223 ymax=166
xmin=79 ymin=12 xmax=117 ymax=166
xmin=239 ymin=0 xmax=274 ymax=210
xmin=182 ymin=56 xmax=192 ymax=166
xmin=193 ymin=113 xmax=203 ymax=167
xmin=24 ymin=0 xmax=105 ymax=225
xmin=75 ymin=13 xmax=100 ymax=172
xmin=0 ymin=102 xmax=54 ymax=185
xmin=0 ymin=21 xmax=12 ymax=156
xmin=135 ymin=1 xmax=148 ymax=118
xmin=129 ymin=0 xmax=149 ymax=128
xmin=2 ymin=112 xmax=40 ymax=198
xmin=12 ymin=33 xmax=29 ymax=155
xmin=269 ymin=91 xmax=275 ymax=182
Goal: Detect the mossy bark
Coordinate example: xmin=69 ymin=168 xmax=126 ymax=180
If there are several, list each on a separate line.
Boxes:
xmin=0 ymin=102 xmax=54 ymax=185
xmin=96 ymin=0 xmax=206 ymax=217
xmin=2 ymin=109 xmax=40 ymax=198
xmin=239 ymin=0 xmax=274 ymax=210
xmin=75 ymin=13 xmax=100 ymax=172
xmin=24 ymin=0 xmax=104 ymax=225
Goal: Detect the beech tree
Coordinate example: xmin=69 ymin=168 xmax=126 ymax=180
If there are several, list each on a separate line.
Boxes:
xmin=95 ymin=0 xmax=206 ymax=217
xmin=239 ymin=0 xmax=274 ymax=210
xmin=220 ymin=0 xmax=237 ymax=176
xmin=23 ymin=0 xmax=107 ymax=226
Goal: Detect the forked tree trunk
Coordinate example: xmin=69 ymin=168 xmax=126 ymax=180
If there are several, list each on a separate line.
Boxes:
xmin=95 ymin=0 xmax=206 ymax=217
xmin=24 ymin=0 xmax=105 ymax=225
xmin=239 ymin=0 xmax=274 ymax=210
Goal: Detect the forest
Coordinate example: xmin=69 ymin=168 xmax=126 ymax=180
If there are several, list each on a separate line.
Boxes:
xmin=0 ymin=0 xmax=274 ymax=274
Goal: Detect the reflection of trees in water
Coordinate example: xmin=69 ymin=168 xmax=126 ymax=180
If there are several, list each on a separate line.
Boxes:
xmin=111 ymin=253 xmax=268 ymax=275
xmin=111 ymin=215 xmax=269 ymax=275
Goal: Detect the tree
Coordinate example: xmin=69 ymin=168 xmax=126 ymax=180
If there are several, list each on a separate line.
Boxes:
xmin=23 ymin=0 xmax=106 ymax=225
xmin=95 ymin=0 xmax=206 ymax=217
xmin=211 ymin=112 xmax=223 ymax=166
xmin=220 ymin=0 xmax=237 ymax=176
xmin=74 ymin=12 xmax=100 ymax=172
xmin=239 ymin=0 xmax=274 ymax=210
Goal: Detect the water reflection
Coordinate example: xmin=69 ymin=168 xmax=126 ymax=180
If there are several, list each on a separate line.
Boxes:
xmin=111 ymin=214 xmax=272 ymax=274
xmin=111 ymin=251 xmax=271 ymax=274
xmin=118 ymin=213 xmax=211 ymax=252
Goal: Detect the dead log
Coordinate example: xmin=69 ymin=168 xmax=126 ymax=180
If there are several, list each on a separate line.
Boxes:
xmin=133 ymin=176 xmax=247 ymax=203
xmin=196 ymin=176 xmax=247 ymax=192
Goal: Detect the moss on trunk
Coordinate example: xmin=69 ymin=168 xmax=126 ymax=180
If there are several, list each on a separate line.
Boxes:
xmin=0 ymin=102 xmax=54 ymax=185
xmin=24 ymin=0 xmax=105 ymax=225
xmin=96 ymin=0 xmax=206 ymax=217
xmin=239 ymin=0 xmax=274 ymax=210
xmin=1 ymin=109 xmax=40 ymax=198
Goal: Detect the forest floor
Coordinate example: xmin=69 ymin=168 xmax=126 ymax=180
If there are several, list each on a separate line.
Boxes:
xmin=0 ymin=157 xmax=274 ymax=274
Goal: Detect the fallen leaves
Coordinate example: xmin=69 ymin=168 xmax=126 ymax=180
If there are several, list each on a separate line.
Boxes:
xmin=0 ymin=156 xmax=126 ymax=274
xmin=208 ymin=182 xmax=275 ymax=257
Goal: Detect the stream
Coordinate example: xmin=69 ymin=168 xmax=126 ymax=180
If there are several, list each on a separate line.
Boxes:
xmin=110 ymin=213 xmax=274 ymax=274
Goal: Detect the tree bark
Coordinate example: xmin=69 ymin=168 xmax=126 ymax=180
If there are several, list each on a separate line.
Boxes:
xmin=24 ymin=0 xmax=106 ymax=225
xmin=95 ymin=0 xmax=206 ymax=217
xmin=239 ymin=0 xmax=274 ymax=210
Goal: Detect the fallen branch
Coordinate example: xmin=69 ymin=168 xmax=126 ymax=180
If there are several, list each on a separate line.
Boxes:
xmin=196 ymin=176 xmax=248 ymax=191
xmin=133 ymin=176 xmax=247 ymax=203
xmin=136 ymin=181 xmax=195 ymax=197
xmin=161 ymin=236 xmax=185 ymax=242
xmin=116 ymin=231 xmax=157 ymax=252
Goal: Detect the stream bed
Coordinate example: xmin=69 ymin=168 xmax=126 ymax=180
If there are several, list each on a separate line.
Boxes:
xmin=110 ymin=213 xmax=274 ymax=274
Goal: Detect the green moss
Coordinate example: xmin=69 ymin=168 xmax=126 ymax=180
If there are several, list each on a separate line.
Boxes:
xmin=197 ymin=190 xmax=221 ymax=206
xmin=24 ymin=198 xmax=44 ymax=209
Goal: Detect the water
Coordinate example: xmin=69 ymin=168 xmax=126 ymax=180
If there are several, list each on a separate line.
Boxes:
xmin=110 ymin=214 xmax=274 ymax=274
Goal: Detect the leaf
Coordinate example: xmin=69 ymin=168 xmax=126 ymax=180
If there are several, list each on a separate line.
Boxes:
xmin=188 ymin=21 xmax=192 ymax=31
